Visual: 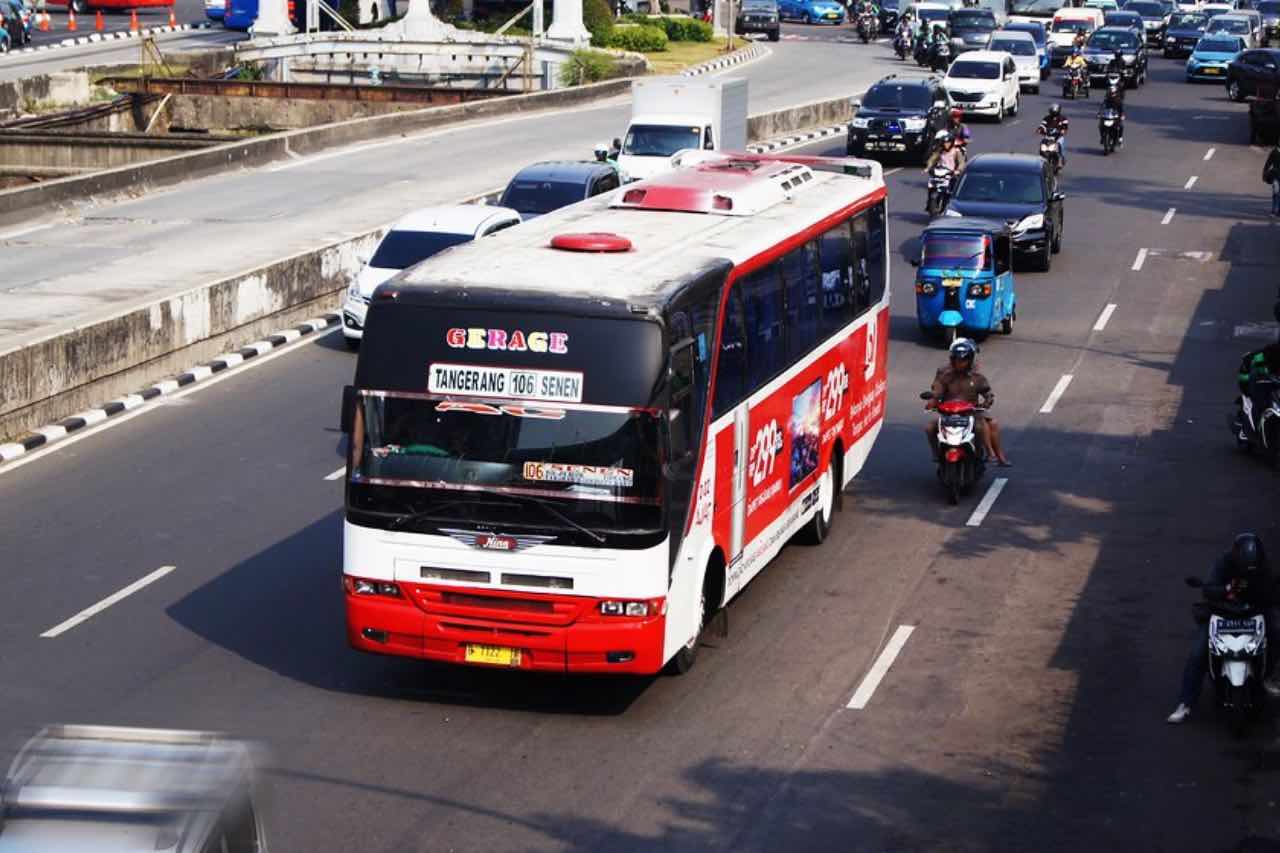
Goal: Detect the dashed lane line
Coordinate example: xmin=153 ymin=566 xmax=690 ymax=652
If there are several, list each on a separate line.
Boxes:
xmin=965 ymin=477 xmax=1008 ymax=528
xmin=1184 ymin=175 xmax=1198 ymax=190
xmin=325 ymin=467 xmax=346 ymax=481
xmin=1204 ymin=147 xmax=1215 ymax=161
xmin=846 ymin=624 xmax=915 ymax=710
xmin=1093 ymin=303 xmax=1117 ymax=332
xmin=1040 ymin=374 xmax=1074 ymax=414
xmin=40 ymin=565 xmax=176 ymax=638
xmin=1161 ymin=208 xmax=1175 ymax=225
xmin=1131 ymin=248 xmax=1147 ymax=271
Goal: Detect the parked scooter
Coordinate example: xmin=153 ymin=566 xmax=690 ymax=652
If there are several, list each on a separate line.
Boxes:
xmin=921 ymin=391 xmax=987 ymax=505
xmin=1185 ymin=576 xmax=1269 ymax=736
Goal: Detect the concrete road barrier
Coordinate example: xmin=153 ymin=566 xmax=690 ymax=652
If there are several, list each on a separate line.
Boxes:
xmin=0 ymin=92 xmax=858 ymax=443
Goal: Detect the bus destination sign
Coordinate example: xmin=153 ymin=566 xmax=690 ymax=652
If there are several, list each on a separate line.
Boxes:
xmin=428 ymin=362 xmax=584 ymax=403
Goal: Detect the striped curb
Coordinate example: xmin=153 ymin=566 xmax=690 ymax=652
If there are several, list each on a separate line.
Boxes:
xmin=0 ymin=313 xmax=339 ymax=464
xmin=747 ymin=123 xmax=846 ymax=153
xmin=10 ymin=21 xmax=213 ymax=55
xmin=680 ymin=43 xmax=769 ymax=77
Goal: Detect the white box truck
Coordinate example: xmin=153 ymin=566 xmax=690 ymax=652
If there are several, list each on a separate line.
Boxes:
xmin=617 ymin=77 xmax=749 ymax=182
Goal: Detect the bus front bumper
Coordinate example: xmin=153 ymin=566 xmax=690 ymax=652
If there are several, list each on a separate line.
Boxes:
xmin=345 ymin=582 xmax=668 ymax=674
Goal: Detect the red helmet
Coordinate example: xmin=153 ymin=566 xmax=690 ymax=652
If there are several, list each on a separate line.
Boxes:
xmin=950 ymin=107 xmax=964 ymax=122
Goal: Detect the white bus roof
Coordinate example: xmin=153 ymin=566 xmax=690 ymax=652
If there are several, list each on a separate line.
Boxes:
xmin=394 ymin=154 xmax=886 ymax=309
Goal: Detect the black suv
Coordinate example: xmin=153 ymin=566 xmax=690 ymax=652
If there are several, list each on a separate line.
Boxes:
xmin=1084 ymin=26 xmax=1148 ymax=87
xmin=1227 ymin=48 xmax=1280 ymax=100
xmin=847 ymin=75 xmax=949 ymax=165
xmin=949 ymin=7 xmax=998 ymax=53
xmin=736 ymin=0 xmax=781 ymax=41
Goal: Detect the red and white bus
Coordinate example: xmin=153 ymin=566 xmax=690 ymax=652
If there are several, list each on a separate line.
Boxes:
xmin=338 ymin=152 xmax=890 ymax=675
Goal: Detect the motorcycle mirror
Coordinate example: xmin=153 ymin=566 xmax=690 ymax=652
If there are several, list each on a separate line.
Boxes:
xmin=920 ymin=391 xmax=935 ymax=400
xmin=1051 ymin=191 xmax=1066 ymax=201
xmin=1185 ymin=576 xmax=1204 ymax=588
xmin=909 ymin=257 xmax=920 ymax=267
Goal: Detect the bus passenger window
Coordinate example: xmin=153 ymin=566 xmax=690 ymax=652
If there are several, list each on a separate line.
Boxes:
xmin=781 ymin=240 xmax=820 ymax=360
xmin=850 ymin=215 xmax=872 ymax=314
xmin=864 ymin=201 xmax=887 ymax=309
xmin=712 ymin=289 xmax=747 ymax=418
xmin=819 ymin=223 xmax=855 ymax=337
xmin=741 ymin=263 xmax=787 ymax=391
xmin=669 ymin=342 xmax=696 ymax=458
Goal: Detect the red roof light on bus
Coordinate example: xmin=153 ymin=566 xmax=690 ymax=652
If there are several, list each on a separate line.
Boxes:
xmin=549 ymin=233 xmax=634 ymax=253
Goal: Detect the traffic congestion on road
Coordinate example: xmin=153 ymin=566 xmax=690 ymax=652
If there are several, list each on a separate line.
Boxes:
xmin=2 ymin=2 xmax=1280 ymax=849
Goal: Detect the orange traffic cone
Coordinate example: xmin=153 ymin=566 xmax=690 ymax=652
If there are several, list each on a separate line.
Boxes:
xmin=38 ymin=11 xmax=49 ymax=31
xmin=95 ymin=10 xmax=104 ymax=30
xmin=67 ymin=7 xmax=77 ymax=30
xmin=129 ymin=9 xmax=139 ymax=30
xmin=167 ymin=8 xmax=176 ymax=26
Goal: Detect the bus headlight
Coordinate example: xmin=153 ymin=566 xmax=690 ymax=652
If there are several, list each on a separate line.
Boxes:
xmin=599 ymin=599 xmax=664 ymax=617
xmin=346 ymin=577 xmax=401 ymax=597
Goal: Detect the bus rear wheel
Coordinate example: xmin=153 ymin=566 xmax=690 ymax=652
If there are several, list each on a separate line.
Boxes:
xmin=666 ymin=561 xmax=722 ymax=675
xmin=797 ymin=453 xmax=837 ymax=545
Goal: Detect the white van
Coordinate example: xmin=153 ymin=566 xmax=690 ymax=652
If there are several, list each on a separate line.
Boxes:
xmin=1048 ymin=6 xmax=1106 ymax=64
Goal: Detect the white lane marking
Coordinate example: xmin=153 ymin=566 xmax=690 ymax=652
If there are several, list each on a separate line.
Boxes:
xmin=1040 ymin=374 xmax=1074 ymax=414
xmin=40 ymin=565 xmax=176 ymax=638
xmin=1184 ymin=175 xmax=1198 ymax=190
xmin=847 ymin=624 xmax=915 ymax=710
xmin=324 ymin=466 xmax=346 ymax=481
xmin=0 ymin=222 xmax=53 ymax=242
xmin=1093 ymin=303 xmax=1118 ymax=332
xmin=1131 ymin=248 xmax=1147 ymax=271
xmin=1203 ymin=147 xmax=1215 ymax=161
xmin=0 ymin=327 xmax=340 ymax=478
xmin=965 ymin=477 xmax=1008 ymax=528
xmin=884 ymin=167 xmax=902 ymax=176
xmin=1161 ymin=208 xmax=1176 ymax=225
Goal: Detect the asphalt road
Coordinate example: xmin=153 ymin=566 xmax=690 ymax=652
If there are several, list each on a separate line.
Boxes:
xmin=12 ymin=0 xmax=208 ymax=49
xmin=2 ymin=44 xmax=1280 ymax=853
xmin=0 ymin=25 xmax=242 ymax=81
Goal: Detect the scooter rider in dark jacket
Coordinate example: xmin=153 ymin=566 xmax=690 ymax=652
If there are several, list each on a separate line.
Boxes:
xmin=1233 ymin=299 xmax=1280 ymax=440
xmin=1098 ymin=79 xmax=1125 ymax=147
xmin=1167 ymin=533 xmax=1280 ymax=723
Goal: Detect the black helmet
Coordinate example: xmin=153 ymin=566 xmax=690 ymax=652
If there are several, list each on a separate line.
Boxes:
xmin=1048 ymin=103 xmax=1062 ymax=118
xmin=1231 ymin=533 xmax=1265 ymax=575
xmin=949 ymin=337 xmax=978 ymax=364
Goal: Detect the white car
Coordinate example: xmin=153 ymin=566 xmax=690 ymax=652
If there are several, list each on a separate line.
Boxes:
xmin=341 ymin=204 xmax=522 ymax=346
xmin=1207 ymin=12 xmax=1257 ymax=45
xmin=988 ymin=30 xmax=1041 ymax=92
xmin=942 ymin=50 xmax=1022 ymax=120
xmin=1201 ymin=2 xmax=1233 ymax=15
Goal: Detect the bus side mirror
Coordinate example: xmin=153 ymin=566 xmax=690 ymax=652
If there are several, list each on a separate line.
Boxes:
xmin=341 ymin=385 xmax=356 ymax=434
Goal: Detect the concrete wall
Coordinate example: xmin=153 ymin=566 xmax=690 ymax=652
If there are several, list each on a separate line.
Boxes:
xmin=0 ymin=72 xmax=95 ymax=118
xmin=0 ymin=131 xmax=228 ymax=171
xmin=747 ymin=93 xmax=856 ymax=141
xmin=0 ymin=229 xmax=385 ymax=441
xmin=162 ymin=93 xmax=424 ymax=134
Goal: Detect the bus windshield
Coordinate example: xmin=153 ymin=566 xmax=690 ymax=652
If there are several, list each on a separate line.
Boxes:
xmin=622 ymin=124 xmax=703 ymax=157
xmin=350 ymin=393 xmax=664 ymax=536
xmin=921 ymin=236 xmax=988 ymax=270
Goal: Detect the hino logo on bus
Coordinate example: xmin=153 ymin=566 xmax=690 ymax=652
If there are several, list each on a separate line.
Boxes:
xmin=440 ymin=529 xmax=558 ymax=552
xmin=748 ymin=420 xmax=783 ymax=487
xmin=446 ymin=328 xmax=569 ymax=354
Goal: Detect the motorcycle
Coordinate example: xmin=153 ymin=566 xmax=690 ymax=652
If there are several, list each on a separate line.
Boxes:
xmin=857 ymin=11 xmax=878 ymax=43
xmin=921 ymin=391 xmax=987 ymax=505
xmin=1037 ymin=125 xmax=1063 ymax=182
xmin=1232 ymin=377 xmax=1280 ymax=467
xmin=894 ymin=27 xmax=912 ymax=59
xmin=925 ymin=163 xmax=954 ymax=218
xmin=913 ymin=35 xmax=932 ymax=67
xmin=929 ymin=39 xmax=952 ymax=73
xmin=1185 ymin=576 xmax=1268 ymax=737
xmin=1098 ymin=106 xmax=1122 ymax=155
xmin=1062 ymin=66 xmax=1090 ymax=99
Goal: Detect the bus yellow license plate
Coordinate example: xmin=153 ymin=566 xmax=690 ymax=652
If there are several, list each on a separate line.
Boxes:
xmin=465 ymin=644 xmax=521 ymax=666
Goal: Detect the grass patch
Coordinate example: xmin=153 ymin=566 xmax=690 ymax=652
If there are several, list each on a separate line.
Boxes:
xmin=92 ymin=61 xmax=195 ymax=84
xmin=643 ymin=36 xmax=734 ymax=75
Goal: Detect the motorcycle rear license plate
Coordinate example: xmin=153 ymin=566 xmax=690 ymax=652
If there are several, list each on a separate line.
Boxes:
xmin=1219 ymin=618 xmax=1257 ymax=631
xmin=942 ymin=278 xmax=963 ymax=288
xmin=464 ymin=643 xmax=521 ymax=666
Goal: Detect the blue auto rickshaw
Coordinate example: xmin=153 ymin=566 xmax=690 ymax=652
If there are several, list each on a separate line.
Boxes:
xmin=912 ymin=217 xmax=1017 ymax=347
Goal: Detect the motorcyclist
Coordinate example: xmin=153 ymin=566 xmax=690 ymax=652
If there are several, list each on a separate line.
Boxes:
xmin=1063 ymin=45 xmax=1088 ymax=81
xmin=1038 ymin=103 xmax=1069 ymax=166
xmin=594 ymin=140 xmax=630 ymax=182
xmin=924 ymin=338 xmax=1011 ymax=466
xmin=1233 ymin=300 xmax=1280 ymax=441
xmin=1107 ymin=47 xmax=1127 ymax=79
xmin=1098 ymin=76 xmax=1125 ymax=147
xmin=593 ymin=142 xmax=609 ymax=164
xmin=1167 ymin=533 xmax=1280 ymax=724
xmin=895 ymin=15 xmax=914 ymax=45
xmin=923 ymin=131 xmax=966 ymax=177
xmin=945 ymin=106 xmax=972 ymax=150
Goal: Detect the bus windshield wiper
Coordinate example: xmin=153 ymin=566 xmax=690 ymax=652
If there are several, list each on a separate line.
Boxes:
xmin=386 ymin=495 xmax=605 ymax=544
xmin=482 ymin=491 xmax=607 ymax=545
